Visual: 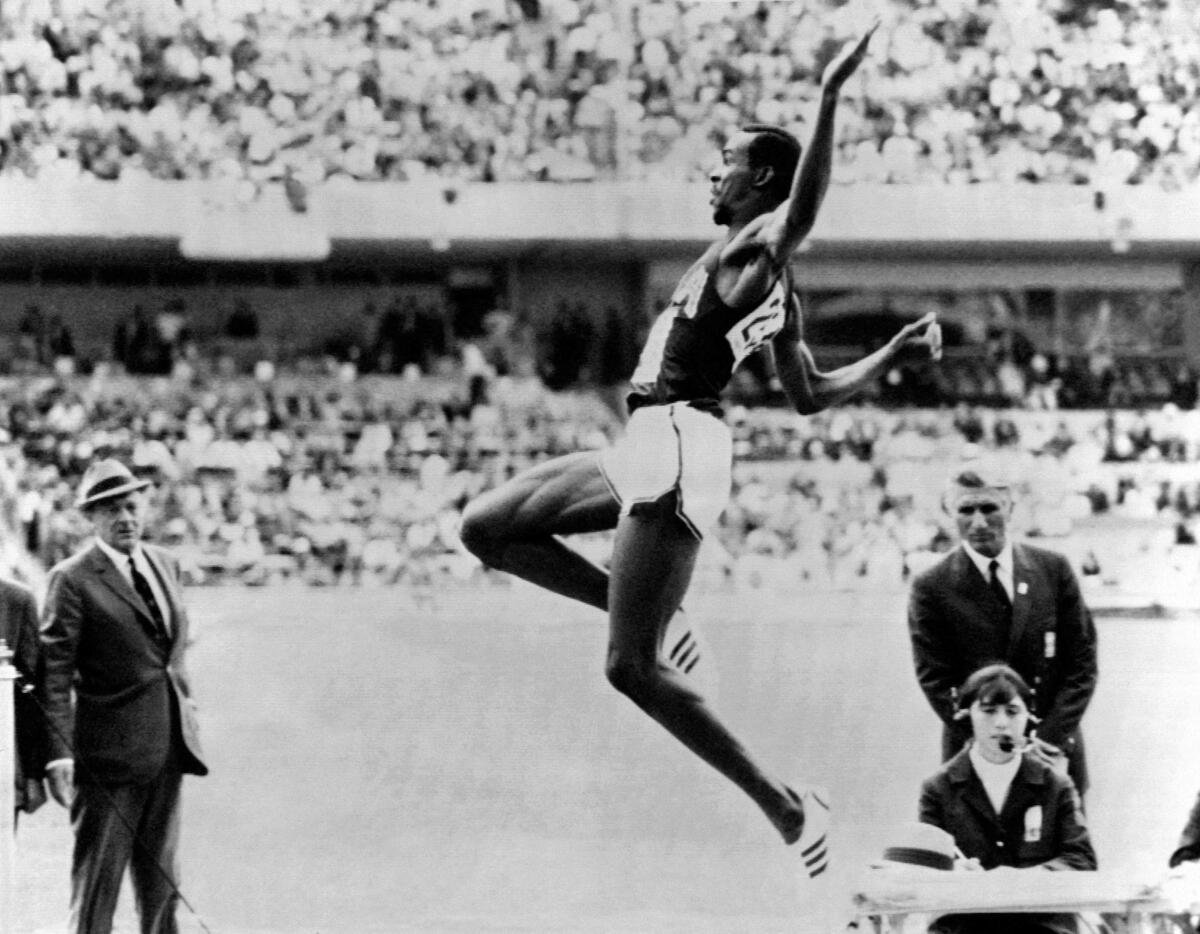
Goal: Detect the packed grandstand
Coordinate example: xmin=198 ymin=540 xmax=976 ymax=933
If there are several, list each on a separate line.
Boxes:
xmin=0 ymin=0 xmax=1198 ymax=609
xmin=1 ymin=0 xmax=1198 ymax=188
xmin=0 ymin=369 xmax=1197 ymax=609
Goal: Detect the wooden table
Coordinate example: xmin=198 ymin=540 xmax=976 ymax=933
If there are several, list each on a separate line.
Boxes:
xmin=851 ymin=870 xmax=1198 ymax=934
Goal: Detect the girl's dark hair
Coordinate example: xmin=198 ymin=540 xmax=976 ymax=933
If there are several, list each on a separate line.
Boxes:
xmin=741 ymin=124 xmax=802 ymax=203
xmin=956 ymin=663 xmax=1033 ymax=714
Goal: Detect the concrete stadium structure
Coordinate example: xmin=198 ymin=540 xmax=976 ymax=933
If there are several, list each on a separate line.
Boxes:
xmin=1 ymin=180 xmax=1199 ymax=370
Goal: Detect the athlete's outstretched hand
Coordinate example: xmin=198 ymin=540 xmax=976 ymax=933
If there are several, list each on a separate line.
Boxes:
xmin=821 ymin=22 xmax=878 ymax=93
xmin=889 ymin=312 xmax=943 ymax=365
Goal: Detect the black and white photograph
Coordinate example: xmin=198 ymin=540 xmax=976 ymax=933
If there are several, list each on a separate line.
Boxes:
xmin=1 ymin=0 xmax=1199 ymax=931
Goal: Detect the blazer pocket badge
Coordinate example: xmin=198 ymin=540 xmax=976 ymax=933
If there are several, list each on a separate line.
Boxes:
xmin=1024 ymin=806 xmax=1042 ymax=842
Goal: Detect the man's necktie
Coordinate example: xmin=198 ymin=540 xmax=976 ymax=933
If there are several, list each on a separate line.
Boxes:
xmin=988 ymin=559 xmax=1012 ymax=613
xmin=129 ymin=556 xmax=168 ymax=641
xmin=988 ymin=558 xmax=1013 ymax=653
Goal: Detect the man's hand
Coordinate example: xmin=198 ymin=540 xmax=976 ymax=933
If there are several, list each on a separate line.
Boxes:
xmin=47 ymin=761 xmax=74 ymax=808
xmin=1029 ymin=737 xmax=1069 ymax=777
xmin=22 ymin=777 xmax=47 ymax=814
xmin=955 ymin=854 xmax=983 ymax=872
xmin=821 ymin=23 xmax=878 ymax=93
xmin=889 ymin=312 xmax=943 ymax=365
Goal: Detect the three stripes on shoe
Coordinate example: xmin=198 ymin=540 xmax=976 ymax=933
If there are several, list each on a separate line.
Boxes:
xmin=801 ymin=788 xmax=831 ymax=879
xmin=668 ymin=629 xmax=701 ymax=674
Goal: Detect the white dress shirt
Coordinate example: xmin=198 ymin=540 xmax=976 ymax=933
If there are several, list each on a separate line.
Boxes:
xmin=94 ymin=537 xmax=172 ymax=636
xmin=961 ymin=540 xmax=1014 ymax=603
xmin=969 ymin=743 xmax=1022 ymax=814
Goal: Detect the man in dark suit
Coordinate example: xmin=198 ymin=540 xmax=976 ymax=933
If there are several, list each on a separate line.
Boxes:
xmin=40 ymin=459 xmax=207 ymax=934
xmin=908 ymin=469 xmax=1098 ymax=795
xmin=1 ymin=576 xmax=47 ymax=819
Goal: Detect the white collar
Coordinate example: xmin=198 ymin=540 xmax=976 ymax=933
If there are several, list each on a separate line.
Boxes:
xmin=968 ymin=742 xmax=1022 ymax=812
xmin=962 ymin=540 xmax=1014 ymax=580
xmin=95 ymin=536 xmax=142 ymax=571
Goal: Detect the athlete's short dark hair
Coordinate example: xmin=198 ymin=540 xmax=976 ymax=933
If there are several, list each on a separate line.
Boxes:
xmin=955 ymin=663 xmax=1033 ymax=715
xmin=741 ymin=124 xmax=802 ymax=203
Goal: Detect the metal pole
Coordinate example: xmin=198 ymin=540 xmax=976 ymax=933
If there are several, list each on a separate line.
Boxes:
xmin=0 ymin=638 xmax=15 ymax=934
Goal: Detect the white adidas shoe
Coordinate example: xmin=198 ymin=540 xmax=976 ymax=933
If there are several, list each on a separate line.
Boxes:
xmin=797 ymin=785 xmax=832 ymax=880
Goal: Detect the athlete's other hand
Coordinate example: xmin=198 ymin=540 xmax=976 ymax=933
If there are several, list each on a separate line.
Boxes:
xmin=890 ymin=312 xmax=942 ymax=365
xmin=821 ymin=22 xmax=878 ymax=93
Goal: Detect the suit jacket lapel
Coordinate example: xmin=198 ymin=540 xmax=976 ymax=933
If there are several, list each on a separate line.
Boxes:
xmin=950 ymin=548 xmax=986 ymax=606
xmin=949 ymin=748 xmax=1002 ymax=829
xmin=998 ymin=754 xmax=1045 ymax=829
xmin=1008 ymin=544 xmax=1032 ymax=658
xmin=949 ymin=547 xmax=1011 ymax=663
xmin=88 ymin=545 xmax=163 ymax=641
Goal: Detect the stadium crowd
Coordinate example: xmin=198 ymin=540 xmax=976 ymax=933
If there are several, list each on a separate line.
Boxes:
xmin=2 ymin=0 xmax=1199 ymax=188
xmin=0 ymin=362 xmax=1197 ymax=601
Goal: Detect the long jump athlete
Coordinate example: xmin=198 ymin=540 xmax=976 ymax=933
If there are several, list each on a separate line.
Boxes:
xmin=461 ymin=26 xmax=940 ymax=844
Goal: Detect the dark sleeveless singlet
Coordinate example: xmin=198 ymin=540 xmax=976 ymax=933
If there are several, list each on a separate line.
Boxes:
xmin=627 ymin=260 xmax=793 ymax=415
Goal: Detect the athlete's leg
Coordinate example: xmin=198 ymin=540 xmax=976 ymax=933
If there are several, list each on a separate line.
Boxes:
xmin=459 ymin=451 xmax=619 ymax=610
xmin=604 ymin=499 xmax=804 ymax=844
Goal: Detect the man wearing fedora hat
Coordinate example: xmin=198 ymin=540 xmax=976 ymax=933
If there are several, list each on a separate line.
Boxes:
xmin=40 ymin=458 xmax=207 ymax=934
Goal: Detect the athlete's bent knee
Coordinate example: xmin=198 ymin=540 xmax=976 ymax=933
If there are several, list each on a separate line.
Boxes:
xmin=605 ymin=649 xmax=657 ymax=703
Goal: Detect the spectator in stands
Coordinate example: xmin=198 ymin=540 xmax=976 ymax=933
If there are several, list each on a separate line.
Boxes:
xmin=224 ymin=299 xmax=260 ymax=341
xmin=1169 ymin=362 xmax=1199 ymax=410
xmin=918 ymin=664 xmax=1096 ymax=934
xmin=112 ymin=305 xmax=159 ymax=375
xmin=46 ymin=314 xmax=75 ymax=367
xmin=17 ymin=304 xmax=46 ymax=367
xmin=6 ymin=0 xmax=1200 ymax=187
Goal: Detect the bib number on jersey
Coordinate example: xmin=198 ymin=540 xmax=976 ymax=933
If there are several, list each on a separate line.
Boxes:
xmin=725 ymin=295 xmax=786 ymax=365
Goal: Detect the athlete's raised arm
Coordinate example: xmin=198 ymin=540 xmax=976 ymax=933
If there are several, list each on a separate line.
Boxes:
xmin=773 ymin=309 xmax=941 ymax=416
xmin=759 ymin=24 xmax=877 ymax=264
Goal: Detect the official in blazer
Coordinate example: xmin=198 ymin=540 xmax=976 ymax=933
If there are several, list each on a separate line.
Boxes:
xmin=908 ymin=470 xmax=1098 ymax=794
xmin=40 ymin=459 xmax=207 ymax=934
xmin=919 ymin=665 xmax=1095 ymax=934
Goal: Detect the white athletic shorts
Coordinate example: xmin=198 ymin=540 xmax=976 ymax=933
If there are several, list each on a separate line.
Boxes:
xmin=598 ymin=402 xmax=733 ymax=540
